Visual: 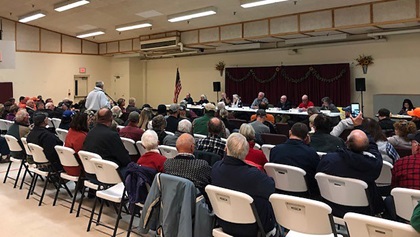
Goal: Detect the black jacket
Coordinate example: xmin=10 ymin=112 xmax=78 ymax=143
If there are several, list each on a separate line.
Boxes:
xmin=27 ymin=126 xmax=63 ymax=171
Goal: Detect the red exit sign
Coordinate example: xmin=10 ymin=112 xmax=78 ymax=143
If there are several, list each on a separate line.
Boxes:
xmin=79 ymin=67 xmax=86 ymax=73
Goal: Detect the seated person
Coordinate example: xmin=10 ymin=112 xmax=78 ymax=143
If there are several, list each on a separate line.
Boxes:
xmin=251 ymin=92 xmax=269 ymax=109
xmin=219 ymin=92 xmax=231 ymax=106
xmin=119 ymin=111 xmax=144 ymax=142
xmin=277 ymin=95 xmax=292 ymax=110
xmin=249 ymin=109 xmax=270 ymax=145
xmin=377 ymin=108 xmax=395 ymax=133
xmin=184 ymin=93 xmax=194 ymax=105
xmin=310 ymin=114 xmax=345 ymax=153
xmin=196 ymin=118 xmax=226 ymax=157
xmin=388 ymin=120 xmax=416 ymax=149
xmin=399 ymin=99 xmax=414 ymax=115
xmin=6 ymin=110 xmax=30 ymax=160
xmin=317 ymin=130 xmax=384 ymax=218
xmin=211 ymin=133 xmax=276 ymax=237
xmin=163 ymin=119 xmax=192 ymax=147
xmin=59 ymin=110 xmax=74 ymax=130
xmin=250 ymin=102 xmax=275 ymax=124
xmin=196 ymin=94 xmax=209 ymax=105
xmin=320 ymin=97 xmax=339 ymax=112
xmin=231 ymin=94 xmax=242 ymax=108
xmin=239 ymin=124 xmax=267 ymax=171
xmin=298 ymin=94 xmax=314 ymax=111
xmin=137 ymin=130 xmax=166 ymax=172
xmin=152 ymin=115 xmax=167 ymax=145
xmin=165 ymin=104 xmax=180 ymax=133
xmin=64 ymin=112 xmax=89 ymax=176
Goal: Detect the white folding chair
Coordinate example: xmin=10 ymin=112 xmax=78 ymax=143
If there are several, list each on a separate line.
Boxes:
xmin=165 ymin=131 xmax=175 ymax=136
xmin=135 ymin=141 xmax=147 ymax=156
xmin=54 ymin=146 xmax=82 ymax=213
xmin=261 ymin=144 xmax=275 ymax=162
xmin=26 ymin=143 xmax=71 ymax=206
xmin=3 ymin=135 xmax=29 ymax=188
xmin=121 ymin=137 xmax=139 ymax=156
xmin=264 ymin=163 xmax=308 ymax=194
xmin=315 ymin=172 xmax=370 ymax=225
xmin=391 ymin=187 xmax=420 ymax=222
xmin=269 ymin=193 xmax=341 ymax=237
xmin=55 ymin=128 xmax=68 ymax=143
xmin=77 ymin=150 xmax=102 ymax=217
xmin=0 ymin=119 xmax=13 ymax=134
xmin=87 ymin=158 xmax=127 ymax=237
xmin=20 ymin=137 xmax=34 ymax=189
xmin=375 ymin=161 xmax=393 ymax=187
xmin=205 ymin=185 xmax=267 ymax=237
xmin=317 ymin=152 xmax=327 ymax=159
xmin=47 ymin=117 xmax=54 ymax=128
xmin=51 ymin=118 xmax=62 ymax=129
xmin=117 ymin=125 xmax=125 ymax=131
xmin=194 ymin=133 xmax=207 ymax=139
xmin=344 ymin=212 xmax=419 ymax=237
xmin=253 ymin=143 xmax=261 ymax=150
xmin=158 ymin=145 xmax=178 ymax=159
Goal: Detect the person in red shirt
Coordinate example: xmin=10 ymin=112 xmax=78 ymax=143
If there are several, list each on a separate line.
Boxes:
xmin=298 ymin=94 xmax=314 ymax=111
xmin=64 ymin=112 xmax=89 ymax=176
xmin=239 ymin=123 xmax=267 ymax=171
xmin=137 ymin=130 xmax=166 ymax=172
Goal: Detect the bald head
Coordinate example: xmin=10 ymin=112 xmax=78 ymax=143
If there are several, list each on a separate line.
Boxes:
xmin=347 ymin=129 xmax=369 ymax=152
xmin=208 ymin=117 xmax=223 ymax=135
xmin=176 ymin=133 xmax=195 ymax=154
xmin=97 ymin=108 xmax=112 ymax=126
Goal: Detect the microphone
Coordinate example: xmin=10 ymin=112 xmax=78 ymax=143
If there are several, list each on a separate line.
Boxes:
xmin=103 ymin=91 xmax=117 ymax=106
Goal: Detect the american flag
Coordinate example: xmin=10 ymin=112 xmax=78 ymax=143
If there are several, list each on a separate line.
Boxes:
xmin=173 ymin=68 xmax=182 ymax=103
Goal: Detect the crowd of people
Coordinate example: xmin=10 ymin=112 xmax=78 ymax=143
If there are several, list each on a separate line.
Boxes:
xmin=2 ymin=83 xmax=420 ymax=235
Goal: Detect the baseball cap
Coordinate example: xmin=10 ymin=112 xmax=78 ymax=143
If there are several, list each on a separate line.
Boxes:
xmin=169 ymin=104 xmax=179 ymax=113
xmin=256 ymin=109 xmax=267 ymax=116
xmin=179 ymin=105 xmax=186 ymax=111
xmin=408 ymin=131 xmax=420 ymax=143
xmin=33 ymin=112 xmax=48 ymax=126
xmin=62 ymin=110 xmax=74 ymax=118
xmin=204 ymin=103 xmax=217 ymax=112
xmin=128 ymin=111 xmax=140 ymax=122
xmin=407 ymin=108 xmax=420 ymax=118
xmin=342 ymin=106 xmax=351 ymax=113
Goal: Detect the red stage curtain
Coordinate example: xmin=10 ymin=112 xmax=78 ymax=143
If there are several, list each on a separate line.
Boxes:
xmin=225 ymin=63 xmax=350 ymax=107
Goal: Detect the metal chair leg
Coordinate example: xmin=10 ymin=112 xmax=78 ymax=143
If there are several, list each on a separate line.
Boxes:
xmin=26 ymin=174 xmax=37 ymax=199
xmin=112 ymin=201 xmax=125 ymax=237
xmin=52 ymin=175 xmax=62 ymax=206
xmin=13 ymin=160 xmax=25 ymax=188
xmin=87 ymin=196 xmax=98 ymax=232
xmin=3 ymin=160 xmax=13 ymax=183
xmin=76 ymin=187 xmax=86 ymax=217
xmin=38 ymin=173 xmax=51 ymax=206
xmin=96 ymin=199 xmax=105 ymax=226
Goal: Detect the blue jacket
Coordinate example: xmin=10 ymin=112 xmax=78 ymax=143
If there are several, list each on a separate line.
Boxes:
xmin=125 ymin=162 xmax=157 ymax=204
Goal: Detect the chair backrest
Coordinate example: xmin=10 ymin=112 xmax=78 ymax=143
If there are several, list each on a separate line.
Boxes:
xmin=391 ymin=187 xmax=420 ymax=221
xmin=261 ymin=144 xmax=275 ymax=161
xmin=253 ymin=143 xmax=261 ymax=150
xmin=4 ymin=135 xmax=23 ymax=152
xmin=158 ymin=145 xmax=178 ymax=159
xmin=228 ymin=119 xmax=247 ymax=130
xmin=261 ymin=133 xmax=288 ymax=145
xmin=51 ymin=118 xmax=62 ymax=129
xmin=27 ymin=143 xmax=49 ymax=163
xmin=55 ymin=128 xmax=68 ymax=143
xmin=205 ymin=185 xmax=256 ymax=224
xmin=117 ymin=125 xmax=125 ymax=131
xmin=135 ymin=141 xmax=147 ymax=156
xmin=375 ymin=161 xmax=393 ymax=187
xmin=78 ymin=150 xmax=103 ymax=175
xmin=194 ymin=133 xmax=207 ymax=139
xmin=269 ymin=194 xmax=337 ymax=236
xmin=165 ymin=131 xmax=175 ymax=136
xmin=275 ymin=122 xmax=290 ymax=137
xmin=21 ymin=137 xmax=32 ymax=155
xmin=54 ymin=146 xmax=79 ymax=167
xmin=395 ymin=146 xmax=412 ymax=158
xmin=0 ymin=119 xmax=8 ymax=131
xmin=264 ymin=163 xmax=308 ymax=193
xmin=47 ymin=117 xmax=55 ymax=128
xmin=4 ymin=120 xmax=14 ymax=130
xmin=317 ymin=152 xmax=327 ymax=159
xmin=344 ymin=212 xmax=419 ymax=237
xmin=90 ymin=158 xmax=121 ymax=185
xmin=121 ymin=137 xmax=139 ymax=156
xmin=315 ymin=172 xmax=369 ymax=207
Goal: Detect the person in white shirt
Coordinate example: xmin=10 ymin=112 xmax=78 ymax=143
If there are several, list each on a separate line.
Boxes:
xmin=85 ymin=81 xmax=110 ymax=112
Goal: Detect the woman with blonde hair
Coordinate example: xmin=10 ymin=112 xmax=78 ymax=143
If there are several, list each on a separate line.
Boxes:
xmin=138 ymin=108 xmax=153 ymax=130
xmin=388 ymin=120 xmax=417 ymax=149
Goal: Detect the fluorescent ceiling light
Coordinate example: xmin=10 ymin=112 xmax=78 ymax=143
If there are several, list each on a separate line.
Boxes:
xmin=168 ymin=7 xmax=217 ymax=23
xmin=76 ymin=29 xmax=105 ymax=38
xmin=285 ymin=34 xmax=348 ymax=45
xmin=116 ymin=21 xmax=152 ymax=32
xmin=367 ymin=29 xmax=420 ymax=37
xmin=54 ymin=0 xmax=90 ymax=12
xmin=18 ymin=10 xmax=47 ymax=23
xmin=240 ymin=0 xmax=288 ymax=8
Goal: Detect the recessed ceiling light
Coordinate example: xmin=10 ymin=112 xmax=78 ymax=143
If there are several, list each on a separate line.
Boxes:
xmin=76 ymin=29 xmax=105 ymax=38
xmin=240 ymin=0 xmax=288 ymax=8
xmin=116 ymin=21 xmax=152 ymax=32
xmin=54 ymin=0 xmax=90 ymax=12
xmin=18 ymin=10 xmax=47 ymax=23
xmin=168 ymin=7 xmax=217 ymax=23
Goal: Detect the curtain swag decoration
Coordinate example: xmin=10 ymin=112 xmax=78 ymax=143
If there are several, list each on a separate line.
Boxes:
xmin=226 ymin=67 xmax=280 ymax=83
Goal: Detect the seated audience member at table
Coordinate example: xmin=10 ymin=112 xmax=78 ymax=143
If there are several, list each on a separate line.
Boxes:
xmin=219 ymin=92 xmax=231 ymax=106
xmin=137 ymin=130 xmax=166 ymax=172
xmin=231 ymin=94 xmax=242 ymax=108
xmin=211 ymin=133 xmax=277 ymax=237
xmin=196 ymin=117 xmax=226 ymax=157
xmin=362 ymin=117 xmax=399 ymax=164
xmin=399 ymin=98 xmax=414 ymax=115
xmin=239 ymin=124 xmax=267 ymax=171
xmin=64 ymin=112 xmax=89 ymax=176
xmin=27 ymin=112 xmax=63 ymax=171
xmin=6 ymin=110 xmax=30 ymax=160
xmin=250 ymin=102 xmax=275 ymax=124
xmin=119 ymin=111 xmax=144 ymax=142
xmin=152 ymin=115 xmax=167 ymax=145
xmin=317 ymin=129 xmax=384 ymax=218
xmin=270 ymin=122 xmax=320 ymax=196
xmin=163 ymin=119 xmax=192 ymax=147
xmin=165 ymin=104 xmax=180 ymax=133
xmin=377 ymin=108 xmax=395 ymax=133
xmin=111 ymin=106 xmax=124 ymax=125
xmin=193 ymin=103 xmax=216 ymax=136
xmin=164 ymin=133 xmax=211 ymax=190
xmin=387 ymin=120 xmax=416 ymax=149
xmin=249 ymin=109 xmax=270 ymax=145
xmin=408 ymin=107 xmax=420 ymax=130
xmin=320 ymin=97 xmax=339 ymax=112
xmin=251 ymin=92 xmax=269 ymax=109
xmin=298 ymin=94 xmax=314 ymax=111
xmin=310 ymin=114 xmax=345 ymax=153
xmin=184 ymin=93 xmax=194 ymax=105
xmin=277 ymin=95 xmax=292 ymax=110
xmin=5 ymin=105 xmax=19 ymax=121
xmin=196 ymin=94 xmax=209 ymax=105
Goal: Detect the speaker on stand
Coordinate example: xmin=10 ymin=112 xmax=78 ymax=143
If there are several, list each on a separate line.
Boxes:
xmin=213 ymin=82 xmax=221 ymax=101
xmin=355 ymin=78 xmax=366 ymax=114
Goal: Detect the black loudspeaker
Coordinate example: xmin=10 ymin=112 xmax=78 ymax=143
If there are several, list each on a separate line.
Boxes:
xmin=355 ymin=78 xmax=366 ymax=91
xmin=213 ymin=82 xmax=221 ymax=92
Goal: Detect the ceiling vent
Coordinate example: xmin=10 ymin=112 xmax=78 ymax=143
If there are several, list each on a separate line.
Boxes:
xmin=140 ymin=36 xmax=180 ymax=51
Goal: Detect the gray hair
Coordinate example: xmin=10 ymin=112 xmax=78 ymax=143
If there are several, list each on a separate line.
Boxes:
xmin=141 ymin=130 xmax=159 ymax=151
xmin=226 ymin=133 xmax=249 ymax=160
xmin=239 ymin=123 xmax=255 ymax=142
xmin=178 ymin=119 xmax=192 ymax=133
xmin=45 ymin=102 xmax=54 ymax=110
xmin=217 ymin=102 xmax=225 ymax=111
xmin=111 ymin=106 xmax=121 ymax=118
xmin=95 ymin=81 xmax=104 ymax=88
xmin=15 ymin=109 xmax=29 ymax=122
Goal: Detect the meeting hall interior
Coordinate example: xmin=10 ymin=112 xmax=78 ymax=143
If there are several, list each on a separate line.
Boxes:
xmin=2 ymin=0 xmax=420 ymax=236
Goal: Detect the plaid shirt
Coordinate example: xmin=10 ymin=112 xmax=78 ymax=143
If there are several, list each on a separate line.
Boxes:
xmin=196 ymin=135 xmax=226 ymax=157
xmin=391 ymin=153 xmax=420 ymax=189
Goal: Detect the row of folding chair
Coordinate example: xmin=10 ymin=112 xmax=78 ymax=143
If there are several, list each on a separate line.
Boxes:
xmin=0 ymin=119 xmax=14 ymax=135
xmin=120 ymin=137 xmax=178 ymax=159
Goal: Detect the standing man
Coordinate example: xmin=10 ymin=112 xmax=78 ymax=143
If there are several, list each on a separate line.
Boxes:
xmin=251 ymin=92 xmax=269 ymax=109
xmin=85 ymin=81 xmax=110 ymax=112
xmin=298 ymin=95 xmax=314 ymax=111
